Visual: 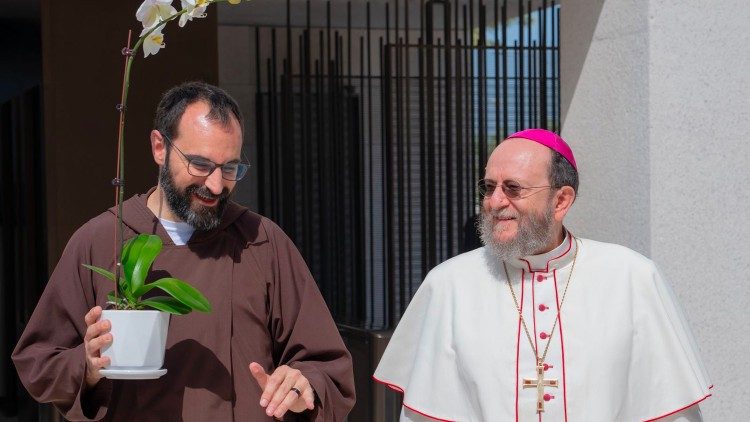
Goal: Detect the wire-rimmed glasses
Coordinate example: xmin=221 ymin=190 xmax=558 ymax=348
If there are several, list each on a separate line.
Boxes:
xmin=477 ymin=179 xmax=553 ymax=200
xmin=163 ymin=133 xmax=250 ymax=181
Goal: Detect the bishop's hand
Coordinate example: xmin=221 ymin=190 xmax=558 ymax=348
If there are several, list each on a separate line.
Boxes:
xmin=249 ymin=362 xmax=316 ymax=419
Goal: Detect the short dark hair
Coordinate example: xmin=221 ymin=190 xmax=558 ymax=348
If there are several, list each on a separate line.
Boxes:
xmin=549 ymin=149 xmax=579 ymax=193
xmin=153 ymin=81 xmax=243 ymax=141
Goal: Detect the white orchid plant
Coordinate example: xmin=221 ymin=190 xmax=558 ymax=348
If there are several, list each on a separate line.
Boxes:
xmin=83 ymin=0 xmax=247 ymax=314
xmin=136 ymin=0 xmax=243 ymax=58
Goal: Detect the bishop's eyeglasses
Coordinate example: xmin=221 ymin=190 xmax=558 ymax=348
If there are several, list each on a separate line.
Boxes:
xmin=477 ymin=179 xmax=553 ymax=200
xmin=162 ymin=133 xmax=250 ymax=181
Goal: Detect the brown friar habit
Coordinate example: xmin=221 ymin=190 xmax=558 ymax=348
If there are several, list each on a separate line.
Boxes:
xmin=12 ymin=190 xmax=355 ymax=421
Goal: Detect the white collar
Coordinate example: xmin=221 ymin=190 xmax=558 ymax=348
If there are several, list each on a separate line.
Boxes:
xmin=506 ymin=230 xmax=577 ymax=273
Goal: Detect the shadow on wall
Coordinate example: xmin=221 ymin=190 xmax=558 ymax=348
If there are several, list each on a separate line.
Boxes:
xmin=559 ymin=0 xmax=606 ymax=122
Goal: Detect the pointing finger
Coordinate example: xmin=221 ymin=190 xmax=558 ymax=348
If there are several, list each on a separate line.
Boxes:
xmin=249 ymin=362 xmax=268 ymax=390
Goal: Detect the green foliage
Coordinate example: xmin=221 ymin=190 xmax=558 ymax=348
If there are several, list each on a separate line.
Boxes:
xmin=83 ymin=234 xmax=211 ymax=315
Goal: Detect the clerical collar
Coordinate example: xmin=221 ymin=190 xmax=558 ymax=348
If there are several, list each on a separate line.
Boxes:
xmin=507 ymin=230 xmax=577 ymax=273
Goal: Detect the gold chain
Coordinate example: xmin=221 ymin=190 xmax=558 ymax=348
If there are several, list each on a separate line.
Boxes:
xmin=503 ymin=238 xmax=580 ymax=365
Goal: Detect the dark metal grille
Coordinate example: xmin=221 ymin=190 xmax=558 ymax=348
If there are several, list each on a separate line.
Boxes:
xmin=250 ymin=0 xmax=560 ymax=330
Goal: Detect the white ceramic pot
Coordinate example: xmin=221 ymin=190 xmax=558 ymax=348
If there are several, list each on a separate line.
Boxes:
xmin=100 ymin=310 xmax=170 ymax=370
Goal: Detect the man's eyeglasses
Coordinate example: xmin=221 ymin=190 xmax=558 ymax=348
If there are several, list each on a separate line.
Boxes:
xmin=477 ymin=179 xmax=553 ymax=200
xmin=163 ymin=134 xmax=250 ymax=181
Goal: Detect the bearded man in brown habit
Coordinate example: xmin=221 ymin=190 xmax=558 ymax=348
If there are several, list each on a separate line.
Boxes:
xmin=13 ymin=82 xmax=355 ymax=421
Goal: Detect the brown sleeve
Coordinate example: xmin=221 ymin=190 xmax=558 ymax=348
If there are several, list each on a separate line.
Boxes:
xmin=11 ymin=224 xmax=112 ymax=421
xmin=263 ymin=220 xmax=356 ymax=422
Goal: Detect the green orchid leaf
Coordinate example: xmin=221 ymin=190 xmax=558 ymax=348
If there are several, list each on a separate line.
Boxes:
xmin=134 ymin=278 xmax=211 ymax=313
xmin=118 ymin=276 xmax=130 ymax=300
xmin=82 ymin=264 xmax=115 ymax=282
xmin=140 ymin=296 xmax=192 ymax=315
xmin=120 ymin=234 xmax=143 ymax=285
xmin=128 ymin=235 xmax=163 ymax=297
xmin=84 ymin=265 xmax=136 ymax=303
xmin=115 ymin=236 xmax=210 ymax=315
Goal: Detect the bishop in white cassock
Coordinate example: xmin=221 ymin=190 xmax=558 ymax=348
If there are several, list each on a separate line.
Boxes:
xmin=373 ymin=129 xmax=712 ymax=421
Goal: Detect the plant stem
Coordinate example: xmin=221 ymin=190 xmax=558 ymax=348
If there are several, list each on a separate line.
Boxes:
xmin=113 ymin=31 xmax=133 ymax=301
xmin=112 ymin=9 xmax=189 ymax=296
xmin=111 ymin=0 xmax=233 ymax=301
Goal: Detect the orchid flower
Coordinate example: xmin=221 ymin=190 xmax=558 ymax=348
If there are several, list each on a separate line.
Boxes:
xmin=136 ymin=0 xmax=178 ymax=30
xmin=179 ymin=0 xmax=210 ymax=27
xmin=111 ymin=0 xmax=250 ymax=298
xmin=141 ymin=26 xmax=166 ymax=58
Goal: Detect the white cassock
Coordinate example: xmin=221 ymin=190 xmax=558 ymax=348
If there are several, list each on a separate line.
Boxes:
xmin=374 ymin=233 xmax=712 ymax=421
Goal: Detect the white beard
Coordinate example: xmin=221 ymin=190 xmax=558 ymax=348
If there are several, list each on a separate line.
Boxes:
xmin=478 ymin=204 xmax=556 ymax=261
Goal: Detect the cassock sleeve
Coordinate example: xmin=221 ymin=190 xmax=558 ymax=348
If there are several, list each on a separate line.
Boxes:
xmin=11 ymin=225 xmax=113 ymax=421
xmin=264 ymin=220 xmax=356 ymax=421
xmin=623 ymin=262 xmax=712 ymax=421
xmin=373 ymin=269 xmax=476 ymax=421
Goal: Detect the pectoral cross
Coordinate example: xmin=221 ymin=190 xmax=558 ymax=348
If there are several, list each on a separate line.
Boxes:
xmin=522 ymin=361 xmax=559 ymax=413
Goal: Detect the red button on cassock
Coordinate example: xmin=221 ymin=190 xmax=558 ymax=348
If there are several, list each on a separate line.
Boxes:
xmin=539 ymin=332 xmax=548 ymax=340
xmin=544 ymin=394 xmax=554 ymax=401
xmin=543 ymin=363 xmax=553 ymax=371
xmin=538 ymin=304 xmax=547 ymax=311
xmin=536 ymin=275 xmax=545 ymax=282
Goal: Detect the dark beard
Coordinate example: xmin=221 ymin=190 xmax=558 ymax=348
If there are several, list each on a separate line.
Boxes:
xmin=478 ymin=201 xmax=555 ymax=261
xmin=159 ymin=156 xmax=230 ymax=231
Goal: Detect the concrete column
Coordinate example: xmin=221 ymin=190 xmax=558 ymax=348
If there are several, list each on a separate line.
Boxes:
xmin=561 ymin=1 xmax=750 ymax=420
xmin=561 ymin=0 xmax=651 ymax=254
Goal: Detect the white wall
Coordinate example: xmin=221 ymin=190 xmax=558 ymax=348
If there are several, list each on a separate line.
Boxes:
xmin=561 ymin=1 xmax=750 ymax=420
xmin=561 ymin=0 xmax=651 ymax=254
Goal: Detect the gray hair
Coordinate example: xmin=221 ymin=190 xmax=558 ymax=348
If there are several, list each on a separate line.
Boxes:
xmin=549 ymin=149 xmax=579 ymax=193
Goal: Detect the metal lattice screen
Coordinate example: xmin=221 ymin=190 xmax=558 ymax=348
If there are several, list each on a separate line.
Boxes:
xmin=250 ymin=0 xmax=560 ymax=330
